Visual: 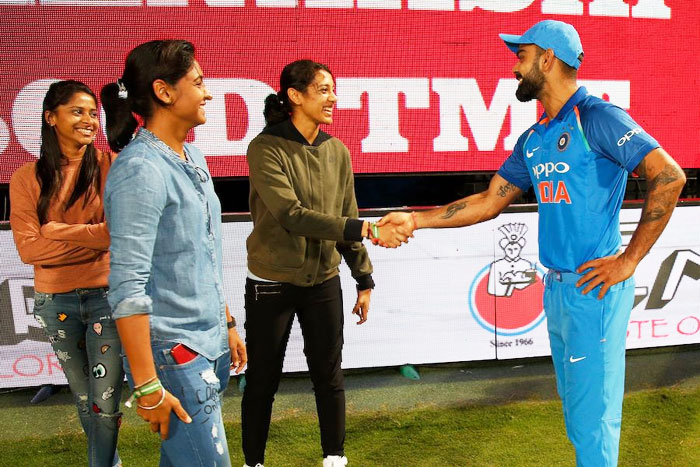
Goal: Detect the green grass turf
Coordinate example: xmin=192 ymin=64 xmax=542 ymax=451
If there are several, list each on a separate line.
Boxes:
xmin=0 ymin=386 xmax=698 ymax=467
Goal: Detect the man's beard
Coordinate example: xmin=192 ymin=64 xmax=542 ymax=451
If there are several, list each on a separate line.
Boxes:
xmin=515 ymin=63 xmax=545 ymax=102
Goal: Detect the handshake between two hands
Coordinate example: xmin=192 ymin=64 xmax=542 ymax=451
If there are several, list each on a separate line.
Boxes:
xmin=370 ymin=211 xmax=417 ymax=249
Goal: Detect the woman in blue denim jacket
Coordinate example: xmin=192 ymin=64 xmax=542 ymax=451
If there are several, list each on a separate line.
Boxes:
xmin=101 ymin=40 xmax=247 ymax=466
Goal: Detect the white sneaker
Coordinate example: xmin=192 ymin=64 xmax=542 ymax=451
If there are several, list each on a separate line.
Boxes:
xmin=323 ymin=456 xmax=348 ymax=467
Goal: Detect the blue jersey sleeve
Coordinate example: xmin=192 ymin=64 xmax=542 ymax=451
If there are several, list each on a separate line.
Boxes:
xmin=497 ymin=133 xmax=532 ymax=191
xmin=579 ymin=101 xmax=659 ymax=173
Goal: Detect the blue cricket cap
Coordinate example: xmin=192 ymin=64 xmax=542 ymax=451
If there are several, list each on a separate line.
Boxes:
xmin=499 ymin=20 xmax=584 ymax=69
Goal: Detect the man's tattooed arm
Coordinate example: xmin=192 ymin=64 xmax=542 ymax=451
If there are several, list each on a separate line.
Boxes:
xmin=497 ymin=182 xmax=518 ymax=198
xmin=412 ymin=174 xmax=521 ymax=229
xmin=624 ymin=150 xmax=685 ymax=264
xmin=440 ymin=201 xmax=467 ymax=219
xmin=639 ymin=160 xmax=684 ymax=224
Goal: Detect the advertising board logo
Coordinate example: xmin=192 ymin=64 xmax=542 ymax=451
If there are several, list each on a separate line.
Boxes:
xmin=0 ymin=278 xmax=44 ymax=345
xmin=468 ymin=223 xmax=545 ymax=336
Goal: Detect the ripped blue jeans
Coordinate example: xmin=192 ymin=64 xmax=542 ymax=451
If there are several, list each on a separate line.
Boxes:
xmin=124 ymin=341 xmax=232 ymax=467
xmin=33 ymin=288 xmax=124 ymax=467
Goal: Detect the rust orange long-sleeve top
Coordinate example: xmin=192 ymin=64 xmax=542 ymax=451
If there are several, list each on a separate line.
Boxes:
xmin=10 ymin=150 xmax=114 ymax=293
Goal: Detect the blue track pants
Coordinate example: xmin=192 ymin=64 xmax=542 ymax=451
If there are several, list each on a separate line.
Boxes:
xmin=544 ymin=271 xmax=635 ymax=467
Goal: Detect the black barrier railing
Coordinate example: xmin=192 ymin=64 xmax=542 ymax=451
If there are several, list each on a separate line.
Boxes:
xmin=1 ymin=169 xmax=698 ymax=223
xmin=195 ymin=168 xmax=700 ymax=214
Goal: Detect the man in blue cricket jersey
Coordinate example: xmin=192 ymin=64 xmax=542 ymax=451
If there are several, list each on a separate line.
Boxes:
xmin=378 ymin=20 xmax=686 ymax=466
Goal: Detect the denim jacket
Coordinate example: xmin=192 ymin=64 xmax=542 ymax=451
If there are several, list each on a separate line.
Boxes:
xmin=104 ymin=129 xmax=227 ymax=360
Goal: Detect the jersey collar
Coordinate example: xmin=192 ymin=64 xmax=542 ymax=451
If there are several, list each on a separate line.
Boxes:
xmin=535 ymin=86 xmax=589 ymax=129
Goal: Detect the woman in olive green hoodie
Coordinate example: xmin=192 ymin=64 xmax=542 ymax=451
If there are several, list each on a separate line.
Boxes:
xmin=241 ymin=60 xmax=406 ymax=467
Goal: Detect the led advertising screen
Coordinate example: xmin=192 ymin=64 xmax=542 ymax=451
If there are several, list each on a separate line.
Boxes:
xmin=1 ymin=0 xmax=697 ymax=184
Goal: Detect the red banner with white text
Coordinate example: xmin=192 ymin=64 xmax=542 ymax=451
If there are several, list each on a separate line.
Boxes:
xmin=0 ymin=0 xmax=698 ymax=183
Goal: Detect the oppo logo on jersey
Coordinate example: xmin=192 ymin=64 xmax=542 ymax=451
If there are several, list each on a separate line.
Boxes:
xmin=532 ymin=161 xmax=570 ymax=179
xmin=617 ymin=127 xmax=643 ymax=147
xmin=532 ymin=161 xmax=571 ymax=204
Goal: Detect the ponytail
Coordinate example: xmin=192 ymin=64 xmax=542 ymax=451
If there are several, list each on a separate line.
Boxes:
xmin=100 ymin=82 xmax=138 ymax=152
xmin=263 ymin=91 xmax=292 ymax=127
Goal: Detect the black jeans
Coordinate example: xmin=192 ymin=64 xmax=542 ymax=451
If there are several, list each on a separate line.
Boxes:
xmin=241 ymin=275 xmax=345 ymax=465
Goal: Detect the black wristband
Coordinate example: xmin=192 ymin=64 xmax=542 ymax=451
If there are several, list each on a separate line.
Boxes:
xmin=343 ymin=218 xmax=365 ymax=242
xmin=227 ymin=318 xmax=236 ymax=329
xmin=355 ymin=274 xmax=375 ymax=291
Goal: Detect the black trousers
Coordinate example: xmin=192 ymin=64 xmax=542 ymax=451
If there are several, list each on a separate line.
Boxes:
xmin=241 ymin=275 xmax=346 ymax=465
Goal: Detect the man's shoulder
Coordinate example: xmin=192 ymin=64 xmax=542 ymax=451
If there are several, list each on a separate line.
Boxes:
xmin=575 ymin=94 xmax=627 ymax=122
xmin=514 ymin=123 xmax=539 ymax=150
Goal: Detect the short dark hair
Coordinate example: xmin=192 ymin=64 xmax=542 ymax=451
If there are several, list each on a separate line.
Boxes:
xmin=560 ymin=54 xmax=582 ymax=78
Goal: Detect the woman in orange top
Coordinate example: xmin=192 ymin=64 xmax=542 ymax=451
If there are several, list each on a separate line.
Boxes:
xmin=9 ymin=80 xmax=123 ymax=467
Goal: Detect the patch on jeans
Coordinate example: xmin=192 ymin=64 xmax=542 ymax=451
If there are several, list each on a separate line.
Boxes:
xmin=57 ymin=312 xmax=68 ymax=322
xmin=100 ymin=345 xmax=110 ymax=354
xmin=200 ymin=368 xmax=219 ymax=385
xmin=92 ymin=403 xmax=101 ymax=414
xmin=102 ymin=386 xmax=115 ymax=401
xmin=48 ymin=330 xmax=66 ymax=345
xmin=117 ymin=415 xmax=122 ymax=429
xmin=212 ymin=424 xmax=218 ymax=438
xmin=34 ymin=316 xmax=47 ymax=328
xmin=93 ymin=323 xmax=103 ymax=336
xmin=92 ymin=363 xmax=107 ymax=378
xmin=56 ymin=350 xmax=71 ymax=362
xmin=215 ymin=441 xmax=224 ymax=455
